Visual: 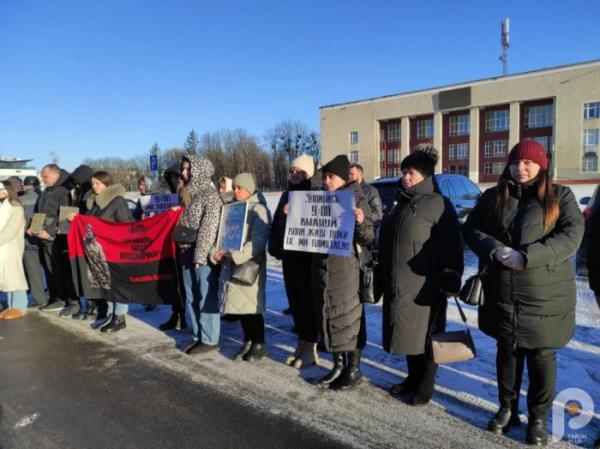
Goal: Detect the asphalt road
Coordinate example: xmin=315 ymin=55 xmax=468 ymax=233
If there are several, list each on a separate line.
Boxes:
xmin=0 ymin=313 xmax=347 ymax=449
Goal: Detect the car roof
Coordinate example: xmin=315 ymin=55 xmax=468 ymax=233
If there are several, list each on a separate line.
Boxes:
xmin=370 ymin=173 xmax=470 ymax=185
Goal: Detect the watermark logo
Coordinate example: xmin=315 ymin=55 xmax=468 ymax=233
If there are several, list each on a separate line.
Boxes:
xmin=552 ymin=387 xmax=595 ymax=444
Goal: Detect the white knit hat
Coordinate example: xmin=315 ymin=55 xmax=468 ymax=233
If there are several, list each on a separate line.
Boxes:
xmin=291 ymin=154 xmax=315 ymax=178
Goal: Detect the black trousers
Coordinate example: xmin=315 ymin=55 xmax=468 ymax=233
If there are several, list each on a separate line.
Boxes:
xmin=496 ymin=343 xmax=556 ymax=421
xmin=234 ymin=314 xmax=265 ymax=344
xmin=23 ymin=248 xmax=49 ymax=304
xmin=40 ymin=237 xmax=76 ymax=304
xmin=282 ymin=255 xmax=319 ymax=343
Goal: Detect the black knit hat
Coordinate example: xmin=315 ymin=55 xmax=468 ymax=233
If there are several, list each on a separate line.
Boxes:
xmin=400 ymin=144 xmax=438 ymax=177
xmin=322 ymin=154 xmax=350 ymax=181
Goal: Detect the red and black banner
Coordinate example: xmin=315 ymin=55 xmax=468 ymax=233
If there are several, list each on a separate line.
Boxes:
xmin=68 ymin=209 xmax=183 ymax=305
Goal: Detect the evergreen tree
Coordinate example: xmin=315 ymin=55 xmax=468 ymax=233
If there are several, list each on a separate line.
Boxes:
xmin=184 ymin=129 xmax=199 ymax=155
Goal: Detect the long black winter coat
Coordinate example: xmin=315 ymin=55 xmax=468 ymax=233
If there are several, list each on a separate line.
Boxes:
xmin=463 ymin=181 xmax=583 ymax=349
xmin=311 ymin=181 xmax=374 ymax=353
xmin=585 ymin=195 xmax=600 ymax=296
xmin=380 ymin=176 xmax=464 ymax=355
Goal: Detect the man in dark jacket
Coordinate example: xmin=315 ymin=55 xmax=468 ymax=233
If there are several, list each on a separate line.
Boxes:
xmin=349 ymin=163 xmax=383 ymax=226
xmin=21 ymin=176 xmax=49 ymax=307
xmin=32 ymin=164 xmax=77 ymax=314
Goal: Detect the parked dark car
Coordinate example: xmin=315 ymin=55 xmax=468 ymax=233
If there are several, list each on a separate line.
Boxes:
xmin=371 ymin=173 xmax=481 ymax=222
xmin=576 ymin=184 xmax=600 ymax=276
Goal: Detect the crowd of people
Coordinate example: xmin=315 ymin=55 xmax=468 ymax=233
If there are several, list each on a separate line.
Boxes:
xmin=0 ymin=139 xmax=598 ymax=447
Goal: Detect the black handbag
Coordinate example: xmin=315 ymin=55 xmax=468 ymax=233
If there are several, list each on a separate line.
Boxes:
xmin=231 ymin=257 xmax=261 ymax=286
xmin=459 ymin=267 xmax=487 ymax=306
xmin=355 ymin=244 xmax=378 ymax=304
xmin=172 ymin=225 xmax=198 ymax=244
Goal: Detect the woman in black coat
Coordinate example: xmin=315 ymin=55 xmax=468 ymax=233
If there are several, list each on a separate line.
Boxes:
xmin=86 ymin=171 xmax=133 ymax=332
xmin=269 ymin=154 xmax=320 ymax=368
xmin=380 ymin=145 xmax=464 ymax=406
xmin=311 ymin=155 xmax=374 ymax=391
xmin=463 ymin=140 xmax=584 ymax=446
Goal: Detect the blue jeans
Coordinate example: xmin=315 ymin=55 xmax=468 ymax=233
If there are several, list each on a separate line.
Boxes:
xmin=6 ymin=290 xmax=28 ymax=311
xmin=180 ymin=247 xmax=220 ymax=345
xmin=107 ymin=301 xmax=128 ymax=316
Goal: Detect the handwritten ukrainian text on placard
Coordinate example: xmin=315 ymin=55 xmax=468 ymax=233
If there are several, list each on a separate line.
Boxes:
xmin=283 ymin=190 xmax=354 ymax=257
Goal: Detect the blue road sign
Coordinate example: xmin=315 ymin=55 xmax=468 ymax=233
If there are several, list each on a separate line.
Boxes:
xmin=149 ymin=155 xmax=158 ymax=173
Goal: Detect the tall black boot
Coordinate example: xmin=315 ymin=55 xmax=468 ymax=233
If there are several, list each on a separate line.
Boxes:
xmin=101 ymin=315 xmax=126 ymax=333
xmin=318 ymin=352 xmax=345 ymax=388
xmin=526 ymin=418 xmax=549 ymax=446
xmin=332 ymin=350 xmax=362 ymax=391
xmin=410 ymin=356 xmax=438 ymax=406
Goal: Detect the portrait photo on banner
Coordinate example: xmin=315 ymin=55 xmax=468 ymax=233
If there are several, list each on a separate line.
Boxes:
xmin=216 ymin=201 xmax=248 ymax=252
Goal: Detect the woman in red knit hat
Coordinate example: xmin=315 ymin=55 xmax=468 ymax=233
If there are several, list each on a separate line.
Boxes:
xmin=463 ymin=139 xmax=584 ymax=446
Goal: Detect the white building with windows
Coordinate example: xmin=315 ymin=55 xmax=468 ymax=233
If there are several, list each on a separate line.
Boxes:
xmin=320 ymin=59 xmax=600 ymax=185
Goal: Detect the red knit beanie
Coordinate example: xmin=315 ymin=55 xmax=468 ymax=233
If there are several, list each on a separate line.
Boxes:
xmin=507 ymin=139 xmax=548 ymax=170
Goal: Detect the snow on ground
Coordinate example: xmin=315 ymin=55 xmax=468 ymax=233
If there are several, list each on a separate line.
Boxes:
xmin=2 ymin=190 xmax=599 ymax=448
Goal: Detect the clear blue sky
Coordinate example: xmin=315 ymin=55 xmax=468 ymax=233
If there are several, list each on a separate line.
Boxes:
xmin=1 ymin=0 xmax=599 ymax=171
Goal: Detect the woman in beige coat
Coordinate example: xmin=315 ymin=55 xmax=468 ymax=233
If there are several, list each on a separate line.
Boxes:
xmin=213 ymin=173 xmax=271 ymax=362
xmin=0 ymin=184 xmax=29 ymax=320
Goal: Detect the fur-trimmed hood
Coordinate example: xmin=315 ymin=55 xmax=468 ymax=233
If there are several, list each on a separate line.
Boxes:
xmin=87 ymin=184 xmax=126 ymax=210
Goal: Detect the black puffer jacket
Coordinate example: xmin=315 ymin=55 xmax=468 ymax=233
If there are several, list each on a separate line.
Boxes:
xmin=36 ymin=170 xmax=71 ymax=237
xmin=463 ymin=181 xmax=584 ymax=349
xmin=380 ymin=176 xmax=464 ymax=355
xmin=311 ymin=181 xmax=374 ymax=352
xmin=87 ymin=184 xmax=133 ymax=223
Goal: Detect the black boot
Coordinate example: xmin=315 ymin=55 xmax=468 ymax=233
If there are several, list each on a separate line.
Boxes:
xmin=91 ymin=313 xmax=112 ymax=330
xmin=410 ymin=358 xmax=438 ymax=406
xmin=318 ymin=352 xmax=345 ymax=388
xmin=390 ymin=378 xmax=417 ymax=396
xmin=243 ymin=343 xmax=267 ymax=362
xmin=101 ymin=315 xmax=126 ymax=333
xmin=526 ymin=418 xmax=549 ymax=446
xmin=159 ymin=313 xmax=179 ymax=331
xmin=509 ymin=400 xmax=522 ymax=427
xmin=487 ymin=406 xmax=513 ymax=434
xmin=332 ymin=350 xmax=362 ymax=391
xmin=233 ymin=341 xmax=253 ymax=361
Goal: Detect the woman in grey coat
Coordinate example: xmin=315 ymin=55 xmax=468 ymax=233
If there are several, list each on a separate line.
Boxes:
xmin=380 ymin=145 xmax=463 ymax=406
xmin=311 ymin=155 xmax=374 ymax=391
xmin=464 ymin=140 xmax=584 ymax=446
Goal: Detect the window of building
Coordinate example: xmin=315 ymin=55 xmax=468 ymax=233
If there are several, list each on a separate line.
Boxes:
xmin=394 ymin=167 xmax=401 ymax=177
xmin=582 ymin=153 xmax=598 ymax=172
xmin=457 ymin=143 xmax=469 ymax=159
xmin=449 ymin=145 xmax=455 ymax=160
xmin=493 ymin=163 xmax=505 ymax=175
xmin=584 ymin=102 xmax=600 ymax=120
xmin=388 ymin=122 xmax=401 ymax=142
xmin=388 ymin=168 xmax=395 ymax=177
xmin=533 ymin=136 xmax=550 ymax=151
xmin=416 ymin=119 xmax=433 ymax=140
xmin=484 ymin=142 xmax=493 ymax=158
xmin=449 ymin=114 xmax=469 ymax=136
xmin=387 ymin=151 xmax=394 ymax=164
xmin=484 ymin=163 xmax=493 ymax=175
xmin=493 ymin=140 xmax=507 ymax=157
xmin=485 ymin=110 xmax=509 ymax=132
xmin=379 ymin=128 xmax=385 ymax=142
xmin=584 ymin=129 xmax=600 ymax=147
xmin=394 ymin=149 xmax=401 ymax=163
xmin=380 ymin=150 xmax=385 ymax=162
xmin=349 ymin=131 xmax=359 ymax=144
xmin=525 ymin=104 xmax=553 ymax=128
xmin=349 ymin=150 xmax=359 ymax=163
